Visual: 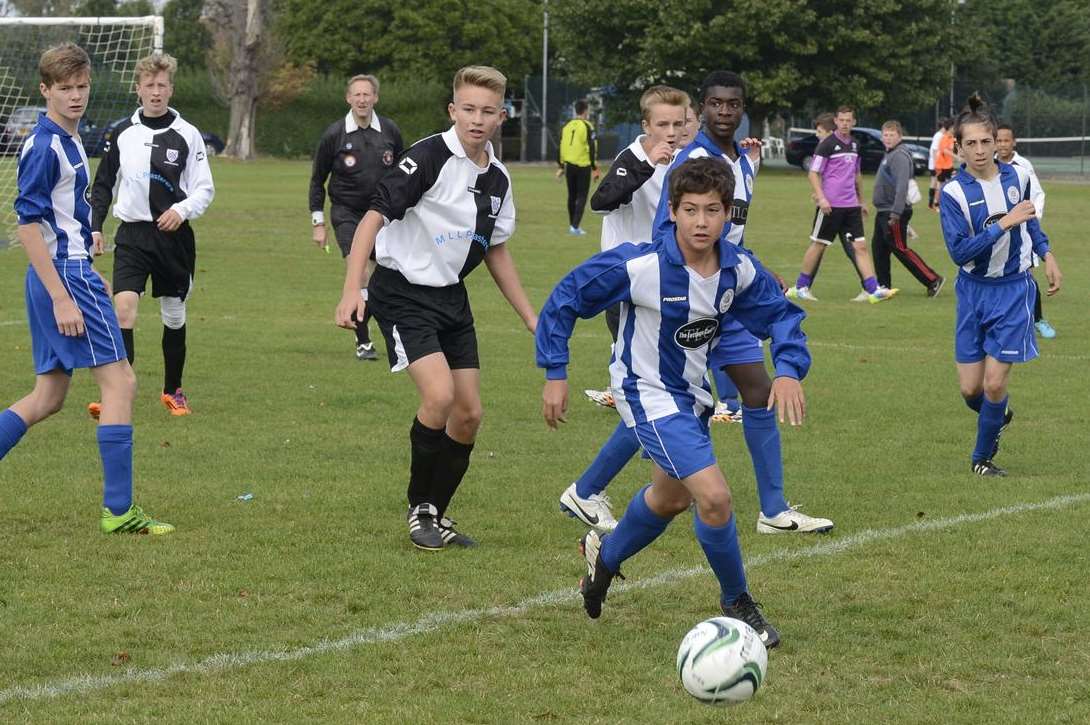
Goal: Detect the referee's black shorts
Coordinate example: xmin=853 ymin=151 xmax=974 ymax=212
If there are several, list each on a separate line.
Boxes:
xmin=367 ymin=264 xmax=479 ymax=372
xmin=809 ymin=206 xmax=865 ymax=246
xmin=330 ymin=204 xmax=377 ymax=260
xmin=112 ymin=221 xmax=195 ymax=300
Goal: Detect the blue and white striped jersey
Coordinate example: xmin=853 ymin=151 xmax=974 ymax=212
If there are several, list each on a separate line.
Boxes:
xmin=940 ymin=162 xmax=1050 ymax=281
xmin=651 ymin=131 xmax=757 ymax=247
xmin=14 ymin=114 xmax=93 ymax=260
xmin=536 ymin=232 xmax=809 ymax=426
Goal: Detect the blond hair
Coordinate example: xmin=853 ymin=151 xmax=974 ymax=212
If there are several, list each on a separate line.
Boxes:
xmin=881 ymin=119 xmax=904 ymax=135
xmin=639 ymin=85 xmax=690 ymax=122
xmin=133 ymin=52 xmax=178 ymax=85
xmin=346 ymin=74 xmax=379 ymax=94
xmin=39 ymin=42 xmax=90 ymax=87
xmin=453 ymin=65 xmax=506 ymax=97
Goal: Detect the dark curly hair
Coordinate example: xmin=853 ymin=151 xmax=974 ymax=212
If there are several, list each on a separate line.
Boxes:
xmin=668 ymin=156 xmax=735 ymax=209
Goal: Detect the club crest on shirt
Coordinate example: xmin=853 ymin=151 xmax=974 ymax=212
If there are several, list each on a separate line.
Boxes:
xmin=490 ymin=195 xmax=501 ymax=216
xmin=1006 ymin=185 xmax=1020 ymax=205
xmin=674 ymin=317 xmax=719 ymax=350
xmin=719 ymin=289 xmax=735 ymax=313
xmin=344 ymin=155 xmax=357 ymax=168
xmin=383 ymin=149 xmax=394 ymax=166
xmin=166 ymin=148 xmax=179 ymax=164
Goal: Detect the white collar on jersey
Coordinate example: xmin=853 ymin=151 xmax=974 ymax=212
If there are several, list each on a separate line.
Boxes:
xmin=442 ymin=126 xmax=498 ymax=165
xmin=345 ymin=111 xmax=382 ymax=134
xmin=130 ymin=107 xmax=180 ymax=127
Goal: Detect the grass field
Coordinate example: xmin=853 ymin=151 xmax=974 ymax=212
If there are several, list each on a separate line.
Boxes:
xmin=1 ymin=160 xmax=1088 ymax=723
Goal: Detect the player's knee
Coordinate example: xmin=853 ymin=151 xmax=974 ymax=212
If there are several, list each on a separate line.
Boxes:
xmin=737 ymin=379 xmax=771 ymax=409
xmin=694 ymin=488 xmax=733 ymax=525
xmin=420 ymin=389 xmax=455 ymax=421
xmin=450 ymin=402 xmax=483 ymax=435
xmin=960 ymin=384 xmax=982 ymax=401
xmin=36 ymin=389 xmax=66 ymax=417
xmin=982 ymin=377 xmax=1007 ymax=400
xmin=160 ymin=298 xmax=186 ymax=330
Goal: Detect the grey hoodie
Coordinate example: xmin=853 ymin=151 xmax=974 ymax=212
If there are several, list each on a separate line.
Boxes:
xmin=872 ymin=142 xmax=914 ymax=215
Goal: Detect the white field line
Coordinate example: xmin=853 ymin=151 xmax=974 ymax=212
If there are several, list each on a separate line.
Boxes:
xmin=0 ymin=319 xmax=26 ymax=327
xmin=2 ymin=492 xmax=1088 ymax=705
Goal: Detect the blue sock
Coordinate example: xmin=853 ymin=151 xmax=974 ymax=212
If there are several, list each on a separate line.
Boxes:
xmin=693 ymin=513 xmax=748 ymax=607
xmin=600 ymin=485 xmax=672 ymax=573
xmin=742 ymin=406 xmax=789 ymax=517
xmin=575 ymin=422 xmax=640 ymax=498
xmin=863 ymin=276 xmax=878 ymax=293
xmin=964 ymin=393 xmax=984 ymax=413
xmin=0 ymin=409 xmax=29 ymax=460
xmin=711 ymin=368 xmax=738 ymax=404
xmin=97 ymin=424 xmax=134 ymax=515
xmin=973 ymin=396 xmax=1008 ymax=463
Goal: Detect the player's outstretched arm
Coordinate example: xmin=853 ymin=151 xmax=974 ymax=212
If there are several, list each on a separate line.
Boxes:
xmin=335 ymin=210 xmax=383 ymax=329
xmin=484 ymin=244 xmax=537 ymax=333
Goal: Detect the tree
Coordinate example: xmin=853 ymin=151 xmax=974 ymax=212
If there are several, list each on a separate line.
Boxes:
xmin=549 ymin=0 xmax=951 ymax=125
xmin=163 ymin=0 xmax=213 ymax=69
xmin=202 ymin=0 xmax=268 ymax=159
xmin=275 ymin=0 xmax=540 ymax=84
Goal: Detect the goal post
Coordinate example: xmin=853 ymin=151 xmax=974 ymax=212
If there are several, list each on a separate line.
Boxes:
xmin=0 ymin=16 xmax=163 ymax=247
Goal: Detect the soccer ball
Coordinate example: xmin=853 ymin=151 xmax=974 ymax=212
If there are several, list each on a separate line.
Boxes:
xmin=676 ymin=616 xmax=768 ymax=705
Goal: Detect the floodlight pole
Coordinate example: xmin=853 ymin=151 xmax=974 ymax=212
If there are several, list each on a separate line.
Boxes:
xmin=540 ymin=0 xmax=549 ymax=160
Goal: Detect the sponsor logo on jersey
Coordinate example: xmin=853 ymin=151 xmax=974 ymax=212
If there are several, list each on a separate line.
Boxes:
xmin=195 ymin=150 xmax=205 ymax=162
xmin=399 ymin=157 xmax=418 ymax=175
xmin=674 ymin=317 xmax=719 ymax=349
xmin=1006 ymin=185 xmax=1020 ymax=205
xmin=383 ymin=149 xmax=394 ymax=166
xmin=719 ymin=289 xmax=735 ymax=313
xmin=616 ymin=167 xmax=628 ymax=176
xmin=662 ymin=295 xmax=687 ymax=303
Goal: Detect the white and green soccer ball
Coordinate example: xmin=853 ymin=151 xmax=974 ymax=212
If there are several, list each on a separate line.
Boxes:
xmin=676 ymin=616 xmax=768 ymax=705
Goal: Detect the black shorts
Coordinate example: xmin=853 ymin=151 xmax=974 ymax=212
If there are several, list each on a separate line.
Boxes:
xmin=330 ymin=204 xmax=377 ymax=260
xmin=936 ymin=169 xmax=953 ymax=183
xmin=367 ymin=264 xmax=479 ymax=372
xmin=810 ymin=206 xmax=865 ymax=246
xmin=112 ymin=221 xmax=195 ymax=300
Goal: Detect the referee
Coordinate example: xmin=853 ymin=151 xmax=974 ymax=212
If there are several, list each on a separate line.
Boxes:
xmin=90 ymin=52 xmax=214 ymax=417
xmin=310 ymin=74 xmax=403 ymax=360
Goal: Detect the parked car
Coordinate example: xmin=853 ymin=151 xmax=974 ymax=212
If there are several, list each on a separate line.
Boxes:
xmin=2 ymin=105 xmax=104 ymax=156
xmin=84 ymin=115 xmax=226 ymax=158
xmin=785 ymin=127 xmax=929 ymax=175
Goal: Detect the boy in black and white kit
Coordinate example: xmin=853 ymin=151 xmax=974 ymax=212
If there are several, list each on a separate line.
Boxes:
xmin=335 ymin=66 xmax=537 ymax=550
xmin=90 ymin=52 xmax=214 ymax=417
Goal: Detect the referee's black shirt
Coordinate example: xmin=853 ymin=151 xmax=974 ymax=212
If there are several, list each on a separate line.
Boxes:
xmin=309 ymin=111 xmax=404 ymax=220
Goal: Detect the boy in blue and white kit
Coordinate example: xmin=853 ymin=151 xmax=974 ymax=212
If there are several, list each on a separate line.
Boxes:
xmin=537 ymin=157 xmax=812 ymax=648
xmin=939 ymin=95 xmax=1062 ymax=477
xmin=0 ymin=43 xmax=173 ymax=535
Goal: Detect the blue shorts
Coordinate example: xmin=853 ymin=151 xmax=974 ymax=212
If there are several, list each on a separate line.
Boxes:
xmin=954 ymin=273 xmax=1038 ymax=364
xmin=633 ymin=411 xmax=716 ymax=480
xmin=712 ymin=318 xmax=764 ymax=367
xmin=26 ymin=259 xmax=126 ymax=375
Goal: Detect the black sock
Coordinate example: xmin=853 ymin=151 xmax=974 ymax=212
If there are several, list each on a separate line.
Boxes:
xmin=1033 ymin=282 xmax=1043 ymax=322
xmin=432 ymin=433 xmax=474 ymax=519
xmin=120 ymin=327 xmax=135 ymax=365
xmin=162 ymin=325 xmax=186 ymax=394
xmin=409 ymin=418 xmax=445 ymax=508
xmin=928 ymin=188 xmax=936 ymax=208
xmin=351 ymin=309 xmax=370 ymax=345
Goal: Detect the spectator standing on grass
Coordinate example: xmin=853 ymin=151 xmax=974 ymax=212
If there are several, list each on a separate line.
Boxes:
xmin=995 ymin=123 xmax=1055 ymax=339
xmin=310 ymin=74 xmax=404 ymax=361
xmin=871 ymin=120 xmax=944 ymax=297
xmin=556 ymin=99 xmax=599 ymax=235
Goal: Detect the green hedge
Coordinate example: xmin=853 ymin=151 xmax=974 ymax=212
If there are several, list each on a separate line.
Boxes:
xmin=171 ymin=70 xmax=451 ymax=157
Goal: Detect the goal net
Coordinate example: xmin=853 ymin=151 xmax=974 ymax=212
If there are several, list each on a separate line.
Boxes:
xmin=0 ymin=16 xmax=163 ymax=247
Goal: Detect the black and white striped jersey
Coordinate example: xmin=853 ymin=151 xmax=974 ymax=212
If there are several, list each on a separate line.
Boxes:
xmin=590 ymin=135 xmax=668 ymax=251
xmin=90 ymin=108 xmax=214 ymax=231
xmin=370 ymin=126 xmax=514 ymax=287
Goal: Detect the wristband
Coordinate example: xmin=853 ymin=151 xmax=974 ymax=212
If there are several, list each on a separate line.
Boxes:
xmin=311 ymin=211 xmax=324 ymax=226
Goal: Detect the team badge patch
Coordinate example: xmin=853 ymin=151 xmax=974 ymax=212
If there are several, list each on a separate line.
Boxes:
xmin=166 ymin=148 xmax=179 ymax=163
xmin=344 ymin=155 xmax=357 ymax=168
xmin=490 ymin=195 xmax=501 ymax=215
xmin=1006 ymin=185 xmax=1020 ymax=205
xmin=674 ymin=318 xmax=719 ymax=350
xmin=719 ymin=289 xmax=735 ymax=313
xmin=383 ymin=149 xmax=394 ymax=166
